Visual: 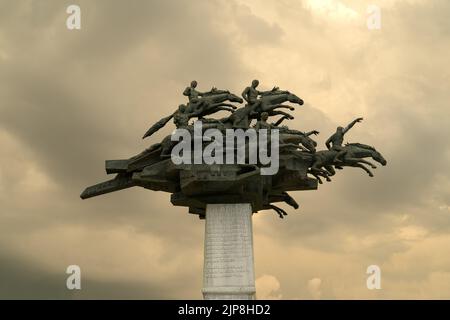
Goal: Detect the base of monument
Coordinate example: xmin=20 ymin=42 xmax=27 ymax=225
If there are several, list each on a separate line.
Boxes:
xmin=202 ymin=203 xmax=256 ymax=300
xmin=202 ymin=287 xmax=256 ymax=300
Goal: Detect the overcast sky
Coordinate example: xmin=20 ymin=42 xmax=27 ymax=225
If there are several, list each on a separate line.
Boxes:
xmin=0 ymin=0 xmax=449 ymax=299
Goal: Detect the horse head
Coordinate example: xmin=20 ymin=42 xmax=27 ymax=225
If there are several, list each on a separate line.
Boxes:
xmin=301 ymin=134 xmax=317 ymax=153
xmin=286 ymin=93 xmax=304 ymax=106
xmin=346 ymin=143 xmax=387 ymax=166
xmin=260 ymin=91 xmax=302 ymax=106
xmin=371 ymin=149 xmax=387 ymax=166
xmin=227 ymin=92 xmax=244 ymax=103
xmin=280 ymin=132 xmax=316 ymax=153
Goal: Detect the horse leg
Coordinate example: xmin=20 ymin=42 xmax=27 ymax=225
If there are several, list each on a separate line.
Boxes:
xmin=280 ymin=143 xmax=306 ymax=151
xmin=269 ymin=110 xmax=294 ymax=119
xmin=299 ymin=138 xmax=315 ymax=153
xmin=308 ymin=170 xmax=323 ymax=184
xmin=314 ymin=173 xmax=323 ymax=184
xmin=311 ymin=160 xmax=331 ymax=181
xmin=209 ymin=102 xmax=237 ymax=111
xmin=324 ymin=165 xmax=336 ymax=176
xmin=346 ymin=161 xmax=374 ymax=177
xmin=350 ymin=158 xmax=377 ymax=169
xmin=266 ymin=104 xmax=295 ymax=111
xmin=218 ymin=103 xmax=238 ymax=109
xmin=268 ymin=205 xmax=286 ymax=218
xmin=282 ymin=192 xmax=299 ymax=209
xmin=278 ymin=104 xmax=295 ymax=111
xmin=313 ymin=169 xmax=331 ymax=182
xmin=216 ymin=106 xmax=235 ymax=113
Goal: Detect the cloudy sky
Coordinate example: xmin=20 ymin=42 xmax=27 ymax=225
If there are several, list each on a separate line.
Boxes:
xmin=0 ymin=0 xmax=449 ymax=299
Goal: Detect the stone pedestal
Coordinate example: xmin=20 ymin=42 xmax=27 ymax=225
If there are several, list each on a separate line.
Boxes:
xmin=202 ymin=203 xmax=256 ymax=300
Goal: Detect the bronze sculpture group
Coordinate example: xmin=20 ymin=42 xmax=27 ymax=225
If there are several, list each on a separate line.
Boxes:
xmin=81 ymin=80 xmax=386 ymax=219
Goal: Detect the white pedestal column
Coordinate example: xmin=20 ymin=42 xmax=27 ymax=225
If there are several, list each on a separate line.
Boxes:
xmin=202 ymin=203 xmax=256 ymax=300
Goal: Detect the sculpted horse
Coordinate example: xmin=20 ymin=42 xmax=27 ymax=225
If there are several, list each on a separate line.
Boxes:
xmin=206 ymin=91 xmax=304 ymax=128
xmin=143 ymin=90 xmax=243 ymax=139
xmin=250 ymin=91 xmax=304 ymax=120
xmin=309 ymin=143 xmax=387 ymax=183
xmin=279 ymin=129 xmax=319 ymax=153
xmin=263 ymin=191 xmax=299 ymax=219
xmin=187 ymin=91 xmax=243 ymax=117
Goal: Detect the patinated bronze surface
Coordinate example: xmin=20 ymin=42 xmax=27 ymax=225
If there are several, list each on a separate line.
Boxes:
xmin=81 ymin=81 xmax=386 ymax=219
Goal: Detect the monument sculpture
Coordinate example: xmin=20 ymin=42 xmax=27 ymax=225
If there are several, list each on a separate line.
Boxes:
xmin=81 ymin=80 xmax=386 ymax=299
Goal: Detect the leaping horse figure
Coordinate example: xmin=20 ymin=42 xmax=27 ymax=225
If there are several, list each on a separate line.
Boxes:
xmin=279 ymin=129 xmax=319 ymax=153
xmin=309 ymin=143 xmax=387 ymax=183
xmin=265 ymin=191 xmax=300 ymax=219
xmin=187 ymin=90 xmax=243 ymax=117
xmin=250 ymin=91 xmax=304 ymax=120
xmin=214 ymin=91 xmax=304 ymax=128
xmin=143 ymin=90 xmax=243 ymax=139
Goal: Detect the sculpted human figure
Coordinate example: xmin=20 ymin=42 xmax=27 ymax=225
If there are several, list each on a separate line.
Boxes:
xmin=255 ymin=112 xmax=318 ymax=153
xmin=183 ymin=80 xmax=204 ymax=102
xmin=310 ymin=142 xmax=386 ymax=183
xmin=254 ymin=112 xmax=290 ymax=130
xmin=242 ymin=80 xmax=279 ymax=109
xmin=280 ymin=127 xmax=319 ymax=153
xmin=254 ymin=112 xmax=272 ymax=130
xmin=143 ymin=84 xmax=242 ymax=139
xmin=242 ymin=79 xmax=260 ymax=106
xmin=173 ymin=104 xmax=192 ymax=128
xmin=325 ymin=117 xmax=363 ymax=164
xmin=242 ymin=80 xmax=303 ymax=121
xmin=82 ymin=81 xmax=387 ymax=224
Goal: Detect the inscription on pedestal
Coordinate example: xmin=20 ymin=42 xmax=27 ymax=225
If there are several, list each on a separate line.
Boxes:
xmin=203 ymin=203 xmax=255 ymax=299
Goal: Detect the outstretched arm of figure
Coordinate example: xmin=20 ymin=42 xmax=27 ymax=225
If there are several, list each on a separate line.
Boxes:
xmin=343 ymin=117 xmax=363 ymax=133
xmin=182 ymin=87 xmax=190 ymax=97
xmin=273 ymin=115 xmax=291 ymax=126
xmin=305 ymin=130 xmax=320 ymax=136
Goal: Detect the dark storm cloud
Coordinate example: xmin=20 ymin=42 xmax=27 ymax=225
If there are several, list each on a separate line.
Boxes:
xmin=0 ymin=0 xmax=450 ymax=299
xmin=0 ymin=0 xmax=248 ymax=299
xmin=0 ymin=253 xmax=176 ymax=299
xmin=246 ymin=1 xmax=450 ymax=274
xmin=0 ymin=0 xmax=249 ymax=187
